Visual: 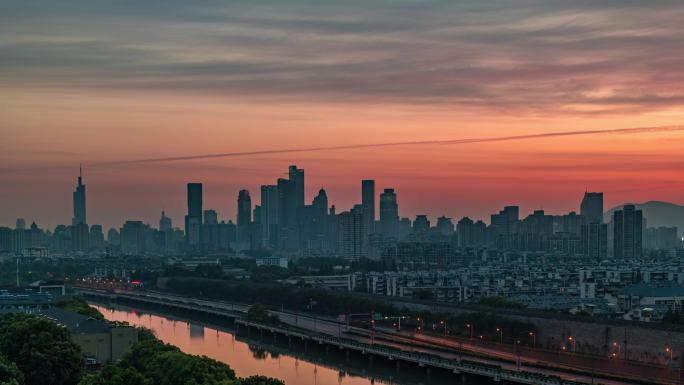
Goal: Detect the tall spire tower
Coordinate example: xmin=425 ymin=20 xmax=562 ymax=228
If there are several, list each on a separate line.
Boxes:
xmin=72 ymin=164 xmax=87 ymax=225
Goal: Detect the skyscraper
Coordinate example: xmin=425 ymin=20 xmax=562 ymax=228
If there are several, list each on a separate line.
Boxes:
xmin=361 ymin=180 xmax=375 ymax=234
xmin=185 ymin=183 xmax=203 ymax=246
xmin=288 ymin=165 xmax=305 ymax=208
xmin=338 ymin=204 xmax=367 ymax=260
xmin=72 ymin=165 xmax=86 ymax=225
xmin=613 ymin=204 xmax=643 ymax=258
xmin=204 ymin=209 xmax=218 ymax=225
xmin=15 ymin=218 xmax=25 ymax=230
xmin=580 ymin=192 xmax=604 ymax=224
xmin=581 ymin=222 xmax=607 ymax=259
xmin=237 ymin=190 xmax=252 ymax=227
xmin=379 ymin=188 xmax=399 ymax=238
xmin=260 ymin=185 xmax=278 ymax=247
xmin=160 ymin=211 xmax=172 ymax=231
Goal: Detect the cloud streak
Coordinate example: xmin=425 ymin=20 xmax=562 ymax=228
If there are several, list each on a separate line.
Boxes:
xmin=98 ymin=125 xmax=684 ymax=166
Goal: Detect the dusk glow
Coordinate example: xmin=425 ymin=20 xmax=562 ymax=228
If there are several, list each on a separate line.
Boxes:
xmin=2 ymin=0 xmax=684 ymax=228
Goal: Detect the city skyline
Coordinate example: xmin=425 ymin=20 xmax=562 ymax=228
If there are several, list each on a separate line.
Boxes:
xmin=2 ymin=164 xmax=679 ymax=234
xmin=3 ymin=1 xmax=684 ymax=229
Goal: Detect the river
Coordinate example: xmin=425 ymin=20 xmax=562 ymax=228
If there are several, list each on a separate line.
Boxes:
xmin=92 ymin=304 xmax=462 ymax=385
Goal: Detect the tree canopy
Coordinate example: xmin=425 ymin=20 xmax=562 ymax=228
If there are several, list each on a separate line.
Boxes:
xmin=0 ymin=313 xmax=83 ymax=385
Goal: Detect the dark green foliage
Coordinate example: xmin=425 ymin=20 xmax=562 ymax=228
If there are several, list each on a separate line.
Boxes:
xmin=119 ymin=339 xmax=236 ymax=385
xmin=663 ymin=309 xmax=684 ymax=324
xmin=246 ymin=304 xmax=279 ymax=324
xmin=239 ymin=376 xmax=285 ymax=385
xmin=78 ymin=365 xmax=151 ymax=385
xmin=165 ymin=278 xmax=397 ymax=318
xmin=0 ymin=355 xmax=24 ymax=385
xmin=57 ymin=297 xmax=105 ymax=320
xmin=135 ymin=327 xmax=157 ymax=342
xmin=0 ymin=313 xmax=83 ymax=385
xmin=478 ymin=296 xmax=527 ymax=309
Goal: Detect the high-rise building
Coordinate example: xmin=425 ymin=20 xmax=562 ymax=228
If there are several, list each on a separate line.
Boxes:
xmin=237 ymin=190 xmax=252 ymax=244
xmin=120 ymin=220 xmax=146 ymax=255
xmin=412 ymin=215 xmax=430 ymax=233
xmin=260 ymin=185 xmax=278 ymax=248
xmin=107 ymin=228 xmax=120 ymax=245
xmin=581 ymin=222 xmax=607 ymax=259
xmin=159 ymin=211 xmax=172 ymax=232
xmin=580 ymin=192 xmax=604 ymax=224
xmin=237 ymin=190 xmax=252 ymax=227
xmin=15 ymin=218 xmax=26 ymax=230
xmin=277 ymin=178 xmax=298 ymax=249
xmin=436 ymin=216 xmax=454 ymax=236
xmin=338 ymin=204 xmax=367 ymax=260
xmin=380 ymin=188 xmax=399 ymax=238
xmin=613 ymin=204 xmax=643 ymax=258
xmin=185 ymin=183 xmax=203 ymax=247
xmin=89 ymin=224 xmax=104 ymax=249
xmin=71 ymin=223 xmax=89 ymax=252
xmin=72 ymin=165 xmax=87 ymax=225
xmin=361 ymin=180 xmax=375 ymax=234
xmin=204 ymin=209 xmax=218 ymax=225
xmin=288 ymin=165 xmax=305 ymax=208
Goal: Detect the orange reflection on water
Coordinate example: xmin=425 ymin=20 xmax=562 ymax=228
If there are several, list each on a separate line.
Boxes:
xmin=92 ymin=305 xmax=386 ymax=385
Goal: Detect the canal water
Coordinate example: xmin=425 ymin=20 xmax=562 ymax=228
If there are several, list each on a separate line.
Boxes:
xmin=92 ymin=304 xmax=480 ymax=385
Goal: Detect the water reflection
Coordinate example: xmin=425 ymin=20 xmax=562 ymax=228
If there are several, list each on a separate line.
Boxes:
xmin=92 ymin=304 xmax=466 ymax=385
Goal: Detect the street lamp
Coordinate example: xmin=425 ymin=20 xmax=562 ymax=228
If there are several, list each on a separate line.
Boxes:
xmin=466 ymin=323 xmax=474 ymax=340
xmin=666 ymin=347 xmax=673 ymax=363
xmin=568 ymin=336 xmax=576 ymax=352
xmin=529 ymin=331 xmax=536 ymax=348
xmin=439 ymin=320 xmax=448 ymax=337
xmin=496 ymin=327 xmax=503 ymax=344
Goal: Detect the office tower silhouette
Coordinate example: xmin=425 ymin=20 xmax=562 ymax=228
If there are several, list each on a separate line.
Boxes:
xmin=72 ymin=165 xmax=87 ymax=226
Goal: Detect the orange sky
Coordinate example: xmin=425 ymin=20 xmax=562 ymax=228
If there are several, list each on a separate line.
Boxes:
xmin=1 ymin=1 xmax=684 ymax=229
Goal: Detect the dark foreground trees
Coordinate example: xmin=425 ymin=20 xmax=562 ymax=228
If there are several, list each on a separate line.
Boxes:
xmin=0 ymin=313 xmax=83 ymax=385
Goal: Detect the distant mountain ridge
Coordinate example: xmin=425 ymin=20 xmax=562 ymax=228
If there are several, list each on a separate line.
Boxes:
xmin=605 ymin=201 xmax=684 ymax=236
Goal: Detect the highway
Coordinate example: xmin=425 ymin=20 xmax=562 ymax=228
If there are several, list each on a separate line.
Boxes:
xmin=78 ymin=288 xmax=678 ymax=385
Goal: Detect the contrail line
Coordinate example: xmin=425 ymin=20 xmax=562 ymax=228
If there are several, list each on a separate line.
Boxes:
xmin=95 ymin=125 xmax=684 ymax=166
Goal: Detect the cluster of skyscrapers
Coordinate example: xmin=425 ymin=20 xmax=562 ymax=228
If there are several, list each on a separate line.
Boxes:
xmin=0 ymin=166 xmax=679 ymax=261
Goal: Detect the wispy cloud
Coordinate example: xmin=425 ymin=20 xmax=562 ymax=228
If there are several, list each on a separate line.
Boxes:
xmin=2 ymin=0 xmax=684 ymax=115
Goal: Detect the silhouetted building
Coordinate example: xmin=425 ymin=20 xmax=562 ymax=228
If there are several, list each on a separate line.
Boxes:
xmin=613 ymin=204 xmax=643 ymax=258
xmin=436 ymin=216 xmax=454 ymax=236
xmin=581 ymin=222 xmax=607 ymax=259
xmin=580 ymin=192 xmax=604 ymax=224
xmin=277 ymin=178 xmax=298 ymax=250
xmin=185 ymin=183 xmax=203 ymax=247
xmin=645 ymin=227 xmax=678 ymax=250
xmin=237 ymin=190 xmax=251 ymax=227
xmin=72 ymin=166 xmax=86 ymax=226
xmin=204 ymin=209 xmax=218 ymax=225
xmin=120 ymin=221 xmax=145 ymax=255
xmin=159 ymin=211 xmax=172 ymax=232
xmin=361 ymin=180 xmax=375 ymax=235
xmin=412 ymin=215 xmax=430 ymax=233
xmin=0 ymin=227 xmax=11 ymax=252
xmin=237 ymin=190 xmax=252 ymax=245
xmin=15 ymin=218 xmax=25 ymax=230
xmin=338 ymin=204 xmax=367 ymax=260
xmin=260 ymin=185 xmax=278 ymax=248
xmin=107 ymin=228 xmax=120 ymax=246
xmin=89 ymin=225 xmax=104 ymax=250
xmin=380 ymin=189 xmax=399 ymax=238
xmin=288 ymin=165 xmax=305 ymax=208
xmin=71 ymin=223 xmax=89 ymax=252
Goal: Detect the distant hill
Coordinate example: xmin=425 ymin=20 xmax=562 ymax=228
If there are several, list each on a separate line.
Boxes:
xmin=605 ymin=201 xmax=684 ymax=236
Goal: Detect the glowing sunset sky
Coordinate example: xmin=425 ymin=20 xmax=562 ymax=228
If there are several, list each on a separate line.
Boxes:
xmin=1 ymin=0 xmax=684 ymax=230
